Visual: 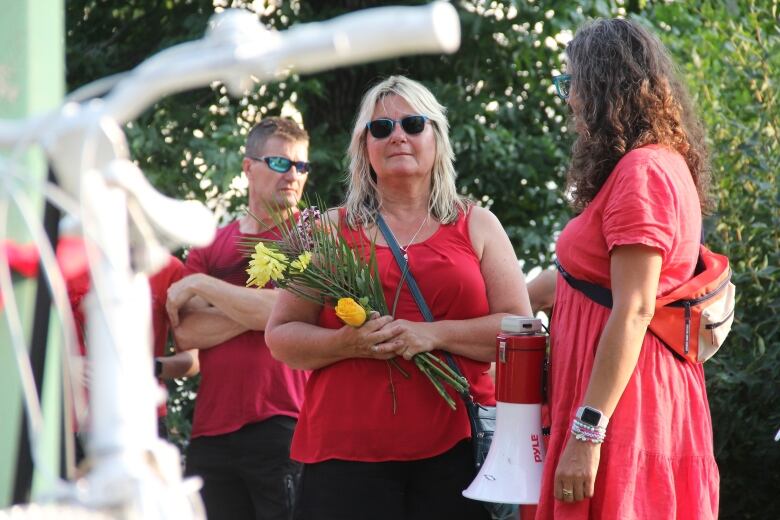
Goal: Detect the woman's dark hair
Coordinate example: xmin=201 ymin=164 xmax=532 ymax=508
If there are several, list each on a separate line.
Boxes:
xmin=565 ymin=18 xmax=712 ymax=213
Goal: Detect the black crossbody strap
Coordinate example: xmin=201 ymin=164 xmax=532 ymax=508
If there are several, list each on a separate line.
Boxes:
xmin=554 ymin=257 xmax=614 ymax=308
xmin=375 ymin=214 xmax=465 ymax=381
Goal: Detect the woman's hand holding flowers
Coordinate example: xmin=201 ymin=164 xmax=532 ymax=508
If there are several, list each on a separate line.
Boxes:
xmin=337 ymin=313 xmax=399 ymax=361
xmin=372 ymin=320 xmax=437 ymax=361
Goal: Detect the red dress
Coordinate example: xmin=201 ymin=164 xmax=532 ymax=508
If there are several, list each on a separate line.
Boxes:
xmin=291 ymin=208 xmax=495 ymax=463
xmin=536 ymin=146 xmax=719 ymax=519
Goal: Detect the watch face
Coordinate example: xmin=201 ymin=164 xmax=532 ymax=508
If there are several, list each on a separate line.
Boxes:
xmin=580 ymin=407 xmax=601 ymax=426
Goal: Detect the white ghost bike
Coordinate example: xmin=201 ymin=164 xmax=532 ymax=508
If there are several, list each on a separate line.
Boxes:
xmin=0 ymin=3 xmax=460 ymax=518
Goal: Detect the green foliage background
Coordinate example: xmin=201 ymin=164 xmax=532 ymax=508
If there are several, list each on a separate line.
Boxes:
xmin=65 ymin=1 xmax=779 ymax=517
xmin=644 ymin=2 xmax=780 ymax=517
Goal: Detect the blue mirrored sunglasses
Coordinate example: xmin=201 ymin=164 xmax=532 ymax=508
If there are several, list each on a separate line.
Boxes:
xmin=365 ymin=115 xmax=429 ymax=139
xmin=553 ymin=74 xmax=571 ymax=101
xmin=246 ymin=155 xmax=310 ymax=174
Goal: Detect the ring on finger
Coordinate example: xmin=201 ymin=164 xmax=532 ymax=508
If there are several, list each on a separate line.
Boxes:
xmin=562 ymin=488 xmax=574 ymax=498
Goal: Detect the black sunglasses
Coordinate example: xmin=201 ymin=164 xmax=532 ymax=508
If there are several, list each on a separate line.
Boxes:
xmin=246 ymin=155 xmax=310 ymax=174
xmin=365 ymin=115 xmax=429 ymax=139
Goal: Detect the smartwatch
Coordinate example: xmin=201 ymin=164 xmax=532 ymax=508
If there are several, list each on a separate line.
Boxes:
xmin=154 ymin=358 xmax=163 ymax=378
xmin=576 ymin=406 xmax=609 ymax=429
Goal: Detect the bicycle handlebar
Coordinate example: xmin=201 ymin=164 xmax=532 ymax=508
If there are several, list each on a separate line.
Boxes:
xmin=105 ymin=2 xmax=460 ymax=125
xmin=0 ymin=2 xmax=460 ymax=252
xmin=273 ymin=2 xmax=460 ymax=73
xmin=1 ymin=2 xmax=459 ymax=144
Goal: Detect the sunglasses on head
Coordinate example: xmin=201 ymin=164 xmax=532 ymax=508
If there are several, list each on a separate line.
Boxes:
xmin=365 ymin=115 xmax=429 ymax=139
xmin=246 ymin=155 xmax=311 ymax=174
xmin=553 ymin=73 xmax=571 ymax=101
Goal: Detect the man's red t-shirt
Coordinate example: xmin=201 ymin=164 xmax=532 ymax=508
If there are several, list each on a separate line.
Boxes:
xmin=184 ymin=220 xmax=308 ymax=438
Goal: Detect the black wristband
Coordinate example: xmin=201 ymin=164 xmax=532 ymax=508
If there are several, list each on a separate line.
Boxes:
xmin=154 ymin=358 xmax=163 ymax=378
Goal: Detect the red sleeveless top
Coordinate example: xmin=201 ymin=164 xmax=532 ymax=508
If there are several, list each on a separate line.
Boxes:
xmin=290 ymin=207 xmax=495 ymax=463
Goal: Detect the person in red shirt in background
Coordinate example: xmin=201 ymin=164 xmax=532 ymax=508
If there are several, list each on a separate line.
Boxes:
xmin=148 ymin=255 xmax=200 ymax=432
xmin=67 ymin=252 xmax=199 ymax=449
xmin=165 ymin=117 xmax=310 ymax=520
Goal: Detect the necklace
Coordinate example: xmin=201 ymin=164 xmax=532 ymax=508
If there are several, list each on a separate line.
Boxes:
xmin=382 ymin=213 xmax=430 ymax=260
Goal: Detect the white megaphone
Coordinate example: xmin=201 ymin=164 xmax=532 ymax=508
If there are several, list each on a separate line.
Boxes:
xmin=463 ymin=316 xmax=547 ymax=506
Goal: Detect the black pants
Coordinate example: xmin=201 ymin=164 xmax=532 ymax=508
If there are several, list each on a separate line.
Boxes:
xmin=295 ymin=440 xmax=490 ymax=520
xmin=186 ymin=416 xmax=302 ymax=520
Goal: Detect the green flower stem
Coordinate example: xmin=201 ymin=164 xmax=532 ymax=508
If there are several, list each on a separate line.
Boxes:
xmin=292 ymin=269 xmax=362 ymax=300
xmin=292 ymin=267 xmax=388 ymax=315
xmin=416 ymin=359 xmax=457 ymax=410
xmin=417 ymin=354 xmax=468 ymax=394
xmin=424 ymin=353 xmax=469 ymax=389
xmin=421 ymin=350 xmax=452 ymax=370
xmin=419 ymin=359 xmax=458 ymax=390
xmin=389 ymin=359 xmax=410 ymax=379
xmin=297 ymin=267 xmax=352 ymax=295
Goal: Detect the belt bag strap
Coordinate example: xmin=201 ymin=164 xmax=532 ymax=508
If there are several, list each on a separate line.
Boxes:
xmin=554 ymin=257 xmax=692 ymax=362
xmin=553 ymin=258 xmax=614 ymax=308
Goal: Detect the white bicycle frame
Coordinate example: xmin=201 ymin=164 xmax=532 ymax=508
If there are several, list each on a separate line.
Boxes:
xmin=0 ymin=3 xmax=459 ymax=518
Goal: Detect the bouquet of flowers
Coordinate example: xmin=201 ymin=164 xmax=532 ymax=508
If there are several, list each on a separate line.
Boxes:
xmin=243 ymin=203 xmax=468 ymax=410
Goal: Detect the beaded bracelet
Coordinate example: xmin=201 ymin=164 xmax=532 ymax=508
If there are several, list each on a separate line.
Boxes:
xmin=572 ymin=419 xmax=603 ymax=434
xmin=571 ymin=418 xmax=606 ymax=444
xmin=572 ymin=418 xmax=606 ymax=435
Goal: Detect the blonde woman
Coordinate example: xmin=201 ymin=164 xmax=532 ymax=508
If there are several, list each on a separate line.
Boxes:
xmin=266 ymin=76 xmax=531 ymax=520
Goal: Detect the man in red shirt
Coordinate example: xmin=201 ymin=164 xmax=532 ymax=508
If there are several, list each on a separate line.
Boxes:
xmin=166 ymin=117 xmax=310 ymax=520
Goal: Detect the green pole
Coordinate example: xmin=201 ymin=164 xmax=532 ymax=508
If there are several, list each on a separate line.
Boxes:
xmin=0 ymin=0 xmax=65 ymax=507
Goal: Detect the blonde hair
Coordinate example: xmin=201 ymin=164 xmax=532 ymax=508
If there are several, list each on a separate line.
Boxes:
xmin=344 ymin=75 xmax=469 ymax=227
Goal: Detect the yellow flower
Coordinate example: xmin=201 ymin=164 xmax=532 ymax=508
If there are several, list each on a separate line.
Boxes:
xmin=290 ymin=251 xmax=312 ymax=273
xmin=246 ymin=242 xmax=288 ymax=288
xmin=334 ymin=297 xmax=367 ymax=327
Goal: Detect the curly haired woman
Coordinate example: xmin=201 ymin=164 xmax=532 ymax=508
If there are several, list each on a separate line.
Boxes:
xmin=536 ymin=19 xmax=719 ymax=519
